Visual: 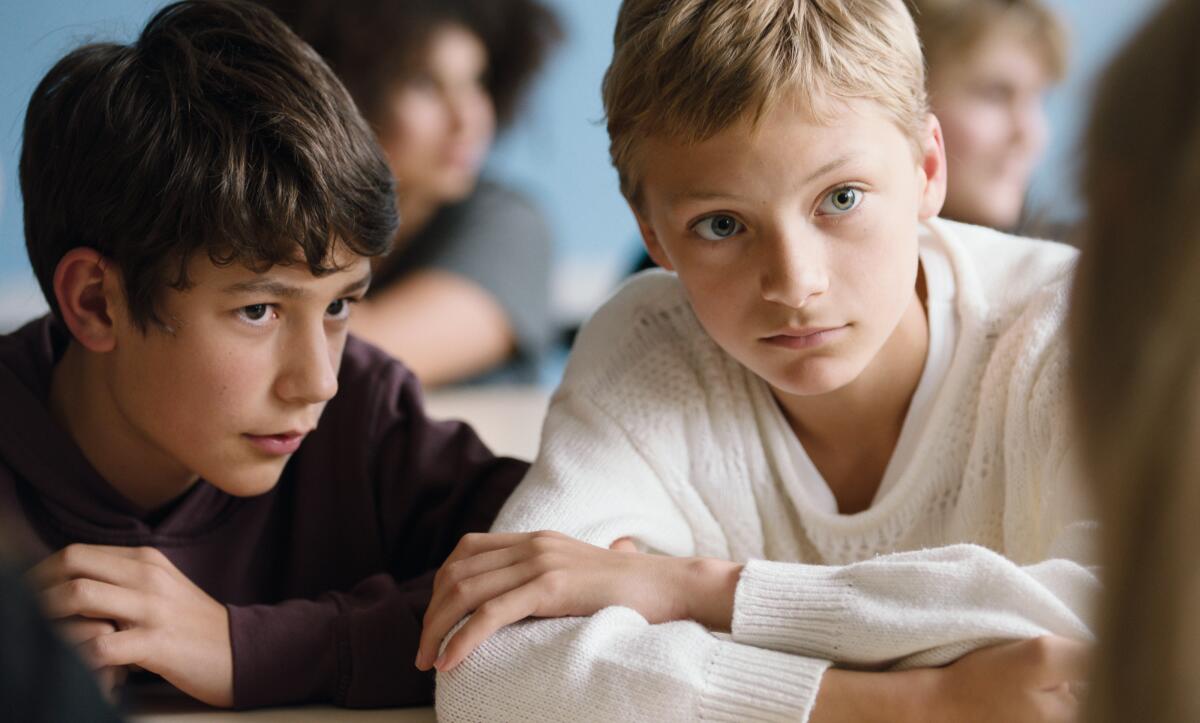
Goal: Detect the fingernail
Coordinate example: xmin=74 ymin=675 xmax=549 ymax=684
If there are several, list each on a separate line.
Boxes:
xmin=432 ymin=654 xmax=446 ymax=671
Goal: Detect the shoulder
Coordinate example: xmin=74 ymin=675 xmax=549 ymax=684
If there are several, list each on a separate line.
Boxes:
xmin=445 ymin=181 xmax=551 ymax=244
xmin=929 ymin=219 xmax=1076 ymax=450
xmin=561 ymin=270 xmax=720 ymax=391
xmin=929 ymin=217 xmax=1076 ymax=327
xmin=0 ymin=316 xmax=60 ymax=394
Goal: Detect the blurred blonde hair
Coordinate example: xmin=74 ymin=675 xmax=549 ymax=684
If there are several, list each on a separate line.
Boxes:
xmin=1070 ymin=1 xmax=1200 ymax=721
xmin=602 ymin=0 xmax=927 ymax=202
xmin=907 ymin=0 xmax=1068 ymax=82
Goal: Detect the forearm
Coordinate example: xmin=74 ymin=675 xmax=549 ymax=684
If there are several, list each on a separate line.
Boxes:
xmin=679 ymin=556 xmax=742 ymax=631
xmin=228 ymin=573 xmax=436 ymax=709
xmin=811 ymin=668 xmax=938 ymax=723
xmin=352 ymin=272 xmax=513 ymax=385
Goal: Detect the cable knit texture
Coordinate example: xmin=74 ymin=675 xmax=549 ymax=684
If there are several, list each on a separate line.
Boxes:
xmin=436 ymin=218 xmax=1099 ymax=722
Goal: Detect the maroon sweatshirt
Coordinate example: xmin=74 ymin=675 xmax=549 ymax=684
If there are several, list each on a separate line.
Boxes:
xmin=0 ymin=316 xmax=527 ymax=709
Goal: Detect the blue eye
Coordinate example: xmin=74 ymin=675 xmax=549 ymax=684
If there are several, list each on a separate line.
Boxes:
xmin=693 ymin=214 xmax=744 ymax=241
xmin=818 ymin=187 xmax=863 ymax=215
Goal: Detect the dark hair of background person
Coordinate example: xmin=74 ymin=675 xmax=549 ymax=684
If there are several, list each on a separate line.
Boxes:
xmin=19 ymin=0 xmax=398 ymax=331
xmin=256 ymin=0 xmax=563 ymax=132
xmin=1069 ymin=0 xmax=1200 ymax=721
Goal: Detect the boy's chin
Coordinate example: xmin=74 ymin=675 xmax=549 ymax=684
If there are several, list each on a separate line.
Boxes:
xmin=761 ymin=359 xmax=862 ymax=399
xmin=206 ymin=463 xmax=287 ymax=498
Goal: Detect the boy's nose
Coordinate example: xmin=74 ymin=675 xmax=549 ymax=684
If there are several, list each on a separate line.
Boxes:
xmin=758 ymin=229 xmax=829 ymax=309
xmin=276 ymin=326 xmax=339 ymax=405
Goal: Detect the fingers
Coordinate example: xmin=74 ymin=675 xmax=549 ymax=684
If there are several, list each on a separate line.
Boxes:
xmin=435 ymin=544 xmax=532 ymax=596
xmin=1039 ymin=682 xmax=1082 ymax=723
xmin=27 ymin=544 xmax=175 ymax=592
xmin=42 ymin=578 xmax=148 ymax=625
xmin=418 ymin=559 xmax=543 ymax=670
xmin=77 ymin=628 xmax=152 ymax=670
xmin=57 ymin=616 xmax=118 ymax=646
xmin=443 ymin=532 xmax=557 ymax=568
xmin=95 ymin=666 xmax=126 ymax=703
xmin=435 ymin=587 xmax=538 ymax=673
xmin=609 ymin=537 xmax=638 ymax=552
xmin=1023 ymin=636 xmax=1091 ymax=689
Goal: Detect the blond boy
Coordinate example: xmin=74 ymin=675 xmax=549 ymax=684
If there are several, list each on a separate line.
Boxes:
xmin=424 ymin=1 xmax=1096 ymax=720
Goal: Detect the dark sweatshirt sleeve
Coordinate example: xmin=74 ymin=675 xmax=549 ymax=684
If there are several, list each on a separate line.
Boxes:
xmin=227 ymin=343 xmax=527 ymax=709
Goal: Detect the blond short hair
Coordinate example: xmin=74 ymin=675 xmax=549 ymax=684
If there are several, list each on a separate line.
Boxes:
xmin=907 ymin=0 xmax=1068 ymax=82
xmin=602 ymin=0 xmax=928 ymax=201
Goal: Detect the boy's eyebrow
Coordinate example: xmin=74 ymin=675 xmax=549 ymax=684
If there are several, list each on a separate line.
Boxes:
xmin=338 ymin=272 xmax=373 ymax=296
xmin=667 ymin=155 xmax=857 ymax=203
xmin=802 ymin=155 xmax=854 ymax=186
xmin=224 ymin=271 xmax=372 ymax=299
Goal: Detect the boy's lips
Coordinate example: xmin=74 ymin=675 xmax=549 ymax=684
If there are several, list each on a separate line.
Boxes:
xmin=242 ymin=430 xmax=309 ymax=456
xmin=760 ymin=325 xmax=848 ymax=350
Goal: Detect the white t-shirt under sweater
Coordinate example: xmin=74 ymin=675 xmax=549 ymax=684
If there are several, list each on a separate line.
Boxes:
xmin=435 ymin=218 xmax=1099 ymax=723
xmin=790 ymin=240 xmax=960 ymax=513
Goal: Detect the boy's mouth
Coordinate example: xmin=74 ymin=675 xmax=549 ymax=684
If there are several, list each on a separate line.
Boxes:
xmin=242 ymin=431 xmax=308 ymax=456
xmin=761 ymin=325 xmax=848 ymax=350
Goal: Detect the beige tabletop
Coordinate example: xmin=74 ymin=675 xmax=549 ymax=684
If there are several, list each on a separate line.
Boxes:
xmin=127 ymin=685 xmax=434 ymax=722
xmin=424 ymin=384 xmax=550 ymax=460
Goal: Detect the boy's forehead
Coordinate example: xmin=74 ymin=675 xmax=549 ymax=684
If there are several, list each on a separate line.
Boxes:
xmin=188 ymin=247 xmax=372 ymax=293
xmin=639 ymin=100 xmax=900 ymax=201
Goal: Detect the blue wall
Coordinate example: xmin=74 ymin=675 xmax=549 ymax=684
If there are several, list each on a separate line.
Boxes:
xmin=0 ymin=0 xmax=1162 ymax=322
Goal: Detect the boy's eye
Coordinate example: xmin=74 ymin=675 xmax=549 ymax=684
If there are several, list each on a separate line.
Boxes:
xmin=693 ymin=214 xmax=744 ymax=241
xmin=818 ymin=187 xmax=863 ymax=215
xmin=326 ymin=298 xmax=354 ymax=320
xmin=240 ymin=304 xmax=271 ymax=322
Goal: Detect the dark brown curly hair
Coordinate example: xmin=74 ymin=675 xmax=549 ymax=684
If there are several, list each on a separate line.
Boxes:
xmin=257 ymin=0 xmax=562 ymax=131
xmin=20 ymin=0 xmax=398 ymax=330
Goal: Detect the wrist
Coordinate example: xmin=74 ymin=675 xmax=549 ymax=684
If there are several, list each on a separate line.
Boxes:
xmin=811 ymin=668 xmax=941 ymax=723
xmin=895 ymin=667 xmax=944 ymax=723
xmin=676 ymin=557 xmax=742 ymax=631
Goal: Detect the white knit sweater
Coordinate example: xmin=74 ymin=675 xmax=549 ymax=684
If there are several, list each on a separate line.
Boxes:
xmin=436 ymin=218 xmax=1099 ymax=722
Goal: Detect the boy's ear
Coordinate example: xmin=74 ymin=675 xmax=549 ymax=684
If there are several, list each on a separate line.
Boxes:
xmin=917 ymin=114 xmax=948 ymax=222
xmin=629 ymin=202 xmax=675 ymax=272
xmin=53 ymin=248 xmax=123 ymax=353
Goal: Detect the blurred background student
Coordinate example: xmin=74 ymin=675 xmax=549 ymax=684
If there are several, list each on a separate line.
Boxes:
xmin=1071 ymin=0 xmax=1200 ymax=721
xmin=259 ymin=0 xmax=562 ymax=386
xmin=907 ymin=0 xmax=1067 ymax=235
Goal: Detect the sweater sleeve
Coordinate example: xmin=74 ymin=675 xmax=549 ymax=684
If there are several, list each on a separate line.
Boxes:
xmin=437 ymin=608 xmax=831 ymax=722
xmin=227 ymin=573 xmax=433 ymax=708
xmin=730 ymin=544 xmax=1097 ymax=671
xmin=228 ymin=348 xmax=528 ymax=709
xmin=436 ymin=392 xmax=833 ymax=721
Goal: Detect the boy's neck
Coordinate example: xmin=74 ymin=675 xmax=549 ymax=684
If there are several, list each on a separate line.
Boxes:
xmin=49 ymin=342 xmax=200 ymax=515
xmin=774 ymin=276 xmax=930 ymax=514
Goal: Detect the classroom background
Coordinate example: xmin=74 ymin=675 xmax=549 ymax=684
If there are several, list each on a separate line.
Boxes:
xmin=0 ymin=0 xmax=1158 ymax=367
